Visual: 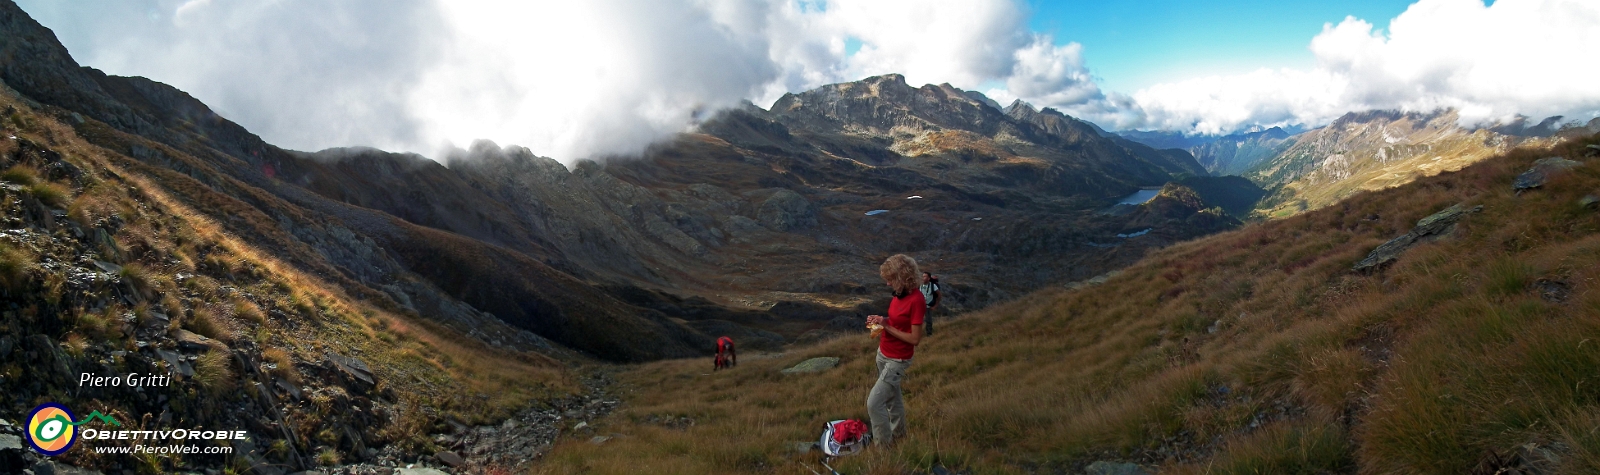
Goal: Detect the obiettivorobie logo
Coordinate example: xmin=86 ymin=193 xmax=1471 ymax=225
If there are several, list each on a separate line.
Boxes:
xmin=25 ymin=402 xmax=121 ymax=456
xmin=25 ymin=402 xmax=246 ymax=456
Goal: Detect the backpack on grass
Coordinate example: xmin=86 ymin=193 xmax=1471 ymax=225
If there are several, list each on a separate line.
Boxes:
xmin=820 ymin=419 xmax=870 ymax=456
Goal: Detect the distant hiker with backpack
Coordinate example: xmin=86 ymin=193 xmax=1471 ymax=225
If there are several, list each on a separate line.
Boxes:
xmin=714 ymin=336 xmax=736 ymax=370
xmin=920 ymin=272 xmax=941 ymax=335
xmin=864 ymin=254 xmax=924 ymax=447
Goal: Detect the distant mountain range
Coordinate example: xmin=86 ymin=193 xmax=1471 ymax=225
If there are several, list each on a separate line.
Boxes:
xmin=1120 ymin=126 xmax=1303 ymax=176
xmin=1119 ymin=111 xmax=1600 ymax=218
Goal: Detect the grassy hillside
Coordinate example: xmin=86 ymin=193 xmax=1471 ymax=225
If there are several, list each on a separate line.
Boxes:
xmin=533 ymin=134 xmax=1600 ymax=474
xmin=1 ymin=88 xmax=571 ymax=473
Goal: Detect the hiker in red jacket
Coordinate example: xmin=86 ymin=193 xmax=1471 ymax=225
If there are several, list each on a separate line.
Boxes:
xmin=714 ymin=336 xmax=736 ymax=370
xmin=864 ymin=254 xmax=924 ymax=446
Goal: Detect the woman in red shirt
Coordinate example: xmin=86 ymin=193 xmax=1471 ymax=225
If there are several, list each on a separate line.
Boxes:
xmin=864 ymin=254 xmax=924 ymax=446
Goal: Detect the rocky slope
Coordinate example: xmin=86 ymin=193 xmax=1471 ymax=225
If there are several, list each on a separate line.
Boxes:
xmin=0 ymin=1 xmax=1237 ymax=362
xmin=1121 ymin=111 xmax=1600 ymax=220
xmin=1245 ymin=109 xmax=1583 ymax=217
xmin=0 ymin=99 xmax=576 ymax=474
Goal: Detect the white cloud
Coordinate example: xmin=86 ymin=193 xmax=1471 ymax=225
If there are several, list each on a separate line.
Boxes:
xmin=20 ymin=0 xmax=1108 ymax=162
xmin=1122 ymin=0 xmax=1600 ymax=134
xmin=20 ymin=0 xmax=451 ymax=153
xmin=407 ymin=0 xmax=783 ymax=160
xmin=19 ymin=0 xmax=1597 ymax=159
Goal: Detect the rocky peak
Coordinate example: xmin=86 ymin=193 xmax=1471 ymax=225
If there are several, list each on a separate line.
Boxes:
xmin=1003 ymin=99 xmax=1038 ymax=118
xmin=1003 ymin=99 xmax=1098 ymax=143
xmin=0 ymin=1 xmax=272 ymax=169
xmin=0 ymin=0 xmax=131 ymax=128
xmin=1327 ymin=109 xmax=1453 ymax=131
xmin=768 ymin=74 xmax=1005 ymax=136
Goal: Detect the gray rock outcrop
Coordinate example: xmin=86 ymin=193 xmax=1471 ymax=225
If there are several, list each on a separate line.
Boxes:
xmin=781 ymin=357 xmax=841 ymax=374
xmin=1354 ymin=204 xmax=1481 ymax=272
xmin=1513 ymin=157 xmax=1582 ymax=192
xmin=1085 ymin=461 xmax=1149 ymax=475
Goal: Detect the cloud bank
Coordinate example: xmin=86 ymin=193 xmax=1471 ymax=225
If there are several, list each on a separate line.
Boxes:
xmin=18 ymin=0 xmax=1600 ymax=161
xmin=1118 ymin=0 xmax=1600 ymax=134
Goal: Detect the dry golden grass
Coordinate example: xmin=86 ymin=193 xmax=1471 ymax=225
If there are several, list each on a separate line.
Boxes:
xmin=108 ymin=160 xmax=575 ymax=423
xmin=536 ymin=135 xmax=1600 ymax=474
xmin=1 ymin=164 xmax=38 ymax=185
xmin=1 ymin=97 xmax=577 ymax=460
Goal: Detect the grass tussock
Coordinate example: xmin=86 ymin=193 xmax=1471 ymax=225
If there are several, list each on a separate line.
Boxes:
xmin=28 ymin=181 xmax=70 ymax=207
xmin=192 ymin=350 xmax=234 ymax=394
xmin=0 ymin=242 xmax=32 ymax=290
xmin=535 ymin=134 xmax=1600 ymax=474
xmin=1 ymin=164 xmax=38 ymax=185
xmin=184 ymin=307 xmax=230 ymax=342
xmin=262 ymin=347 xmax=299 ymax=384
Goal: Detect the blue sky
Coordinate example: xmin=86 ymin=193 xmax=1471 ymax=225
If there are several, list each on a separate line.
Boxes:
xmin=1024 ymin=0 xmax=1415 ymax=92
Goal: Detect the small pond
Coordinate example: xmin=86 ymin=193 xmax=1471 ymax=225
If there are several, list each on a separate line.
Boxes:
xmin=1117 ymin=189 xmax=1161 ymax=205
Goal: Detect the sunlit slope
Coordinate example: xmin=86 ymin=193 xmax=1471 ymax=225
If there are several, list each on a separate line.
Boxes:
xmin=0 ymin=83 xmax=572 ymax=473
xmin=534 ymin=135 xmax=1600 ymax=474
xmin=1248 ymin=110 xmax=1571 ymax=218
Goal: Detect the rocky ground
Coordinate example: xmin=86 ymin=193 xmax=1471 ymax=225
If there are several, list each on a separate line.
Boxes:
xmin=323 ymin=372 xmax=620 ymax=475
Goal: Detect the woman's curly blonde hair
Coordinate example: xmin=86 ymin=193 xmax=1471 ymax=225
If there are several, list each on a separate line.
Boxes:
xmin=879 ymin=254 xmax=920 ymax=296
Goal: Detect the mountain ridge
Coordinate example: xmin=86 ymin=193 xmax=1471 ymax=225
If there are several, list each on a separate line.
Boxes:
xmin=0 ymin=0 xmax=1240 ymax=366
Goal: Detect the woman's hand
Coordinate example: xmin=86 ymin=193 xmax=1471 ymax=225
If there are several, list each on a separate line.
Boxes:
xmin=866 ymin=315 xmax=884 ymax=325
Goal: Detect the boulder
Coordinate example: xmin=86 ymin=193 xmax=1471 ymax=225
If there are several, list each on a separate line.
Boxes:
xmin=395 ymin=469 xmax=449 ymax=475
xmin=154 ymin=349 xmax=194 ymax=378
xmin=1085 ymin=461 xmax=1149 ymax=475
xmin=1534 ymin=279 xmax=1571 ymax=304
xmin=1353 ymin=204 xmax=1481 ymax=272
xmin=275 ymin=378 xmax=303 ymax=401
xmin=326 ymin=353 xmax=375 ymax=387
xmin=781 ymin=357 xmax=840 ymax=374
xmin=91 ymin=260 xmax=121 ymax=275
xmin=434 ymin=450 xmax=464 ymax=467
xmin=140 ymin=311 xmax=170 ymax=331
xmin=0 ymin=436 xmax=25 ymax=475
xmin=172 ymin=329 xmax=219 ymax=352
xmin=1513 ymin=157 xmax=1582 ymax=192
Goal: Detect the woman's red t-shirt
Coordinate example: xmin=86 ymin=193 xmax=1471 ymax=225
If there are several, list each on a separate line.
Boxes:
xmin=879 ymin=291 xmax=925 ymax=360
